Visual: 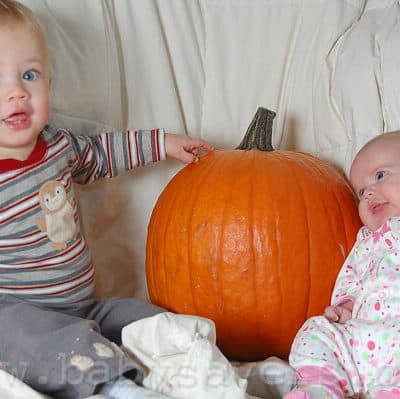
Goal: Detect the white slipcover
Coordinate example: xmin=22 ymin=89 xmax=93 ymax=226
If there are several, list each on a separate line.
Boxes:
xmin=3 ymin=1 xmax=400 ymax=397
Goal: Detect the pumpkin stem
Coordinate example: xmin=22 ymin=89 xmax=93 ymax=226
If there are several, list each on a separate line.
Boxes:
xmin=236 ymin=107 xmax=276 ymax=151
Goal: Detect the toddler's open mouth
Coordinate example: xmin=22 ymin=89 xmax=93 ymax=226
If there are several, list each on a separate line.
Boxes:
xmin=2 ymin=112 xmax=32 ymax=130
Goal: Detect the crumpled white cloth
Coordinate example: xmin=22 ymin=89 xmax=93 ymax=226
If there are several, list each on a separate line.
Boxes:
xmin=121 ymin=312 xmax=252 ymax=399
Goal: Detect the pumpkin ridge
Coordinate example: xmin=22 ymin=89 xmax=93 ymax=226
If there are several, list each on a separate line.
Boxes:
xmin=161 ymin=179 xmax=181 ymax=311
xmin=185 ymin=154 xmax=221 ymax=313
xmin=280 ymin=153 xmax=315 ymax=351
xmin=292 ymin=155 xmax=316 ymax=319
xmin=308 ymin=157 xmax=336 ymax=315
xmin=318 ymin=160 xmax=349 ymax=270
xmin=279 ymin=152 xmax=312 ymax=345
xmin=230 ymin=149 xmax=259 ymax=348
xmin=250 ymin=151 xmax=274 ymax=348
xmin=248 ymin=150 xmax=261 ymax=345
xmin=146 ymin=178 xmax=176 ymax=306
xmin=216 ymin=150 xmax=250 ymax=320
xmin=264 ymin=152 xmax=285 ymax=348
xmin=188 ymin=152 xmax=226 ymax=316
xmin=307 ymin=156 xmax=356 ymax=269
xmin=146 ymin=195 xmax=159 ymax=302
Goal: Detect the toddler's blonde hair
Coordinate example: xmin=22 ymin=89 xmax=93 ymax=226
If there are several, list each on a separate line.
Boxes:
xmin=0 ymin=0 xmax=48 ymax=58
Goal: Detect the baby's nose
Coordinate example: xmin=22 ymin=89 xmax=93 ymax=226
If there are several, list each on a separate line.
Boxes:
xmin=3 ymin=82 xmax=29 ymax=102
xmin=363 ymin=187 xmax=375 ymax=200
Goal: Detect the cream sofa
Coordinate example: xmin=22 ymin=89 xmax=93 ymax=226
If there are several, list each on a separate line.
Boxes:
xmin=4 ymin=0 xmax=400 ymax=397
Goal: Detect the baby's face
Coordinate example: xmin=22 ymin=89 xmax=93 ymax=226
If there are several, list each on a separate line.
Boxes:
xmin=0 ymin=21 xmax=51 ymax=161
xmin=350 ymin=135 xmax=400 ymax=231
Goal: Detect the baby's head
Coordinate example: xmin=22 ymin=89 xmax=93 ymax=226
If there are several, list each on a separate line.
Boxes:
xmin=350 ymin=132 xmax=400 ymax=231
xmin=0 ymin=0 xmax=51 ymax=161
xmin=0 ymin=0 xmax=47 ymax=48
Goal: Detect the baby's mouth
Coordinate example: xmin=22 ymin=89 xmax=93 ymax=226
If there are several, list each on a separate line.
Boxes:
xmin=3 ymin=112 xmax=29 ymax=124
xmin=371 ymin=202 xmax=387 ymax=214
xmin=2 ymin=112 xmax=31 ymax=129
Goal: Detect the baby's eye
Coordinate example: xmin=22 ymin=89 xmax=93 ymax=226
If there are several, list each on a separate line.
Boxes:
xmin=375 ymin=170 xmax=387 ymax=181
xmin=358 ymin=188 xmax=364 ymax=199
xmin=22 ymin=70 xmax=39 ymax=81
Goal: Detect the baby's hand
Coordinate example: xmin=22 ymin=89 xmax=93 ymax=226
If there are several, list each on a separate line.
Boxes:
xmin=165 ymin=133 xmax=214 ymax=164
xmin=324 ymin=303 xmax=352 ymax=324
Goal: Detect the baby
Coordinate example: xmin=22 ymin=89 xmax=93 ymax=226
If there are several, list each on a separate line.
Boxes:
xmin=0 ymin=1 xmax=213 ymax=398
xmin=284 ymin=132 xmax=400 ymax=399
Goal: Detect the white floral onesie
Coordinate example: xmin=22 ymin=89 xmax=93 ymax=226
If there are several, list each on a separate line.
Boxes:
xmin=289 ymin=217 xmax=400 ymax=397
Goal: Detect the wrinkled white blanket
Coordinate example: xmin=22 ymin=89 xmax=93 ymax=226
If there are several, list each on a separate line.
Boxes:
xmin=121 ymin=312 xmax=295 ymax=399
xmin=122 ymin=312 xmax=249 ymax=399
xmin=0 ymin=312 xmax=295 ymax=399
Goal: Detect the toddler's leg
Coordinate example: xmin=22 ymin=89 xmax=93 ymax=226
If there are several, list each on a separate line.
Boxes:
xmin=88 ymin=297 xmax=165 ymax=345
xmin=0 ymin=300 xmax=141 ymax=399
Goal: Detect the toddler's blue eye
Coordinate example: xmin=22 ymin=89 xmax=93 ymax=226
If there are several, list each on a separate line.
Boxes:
xmin=22 ymin=70 xmax=39 ymax=81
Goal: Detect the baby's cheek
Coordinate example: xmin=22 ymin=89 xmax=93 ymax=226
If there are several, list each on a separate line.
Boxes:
xmin=358 ymin=204 xmax=369 ymax=226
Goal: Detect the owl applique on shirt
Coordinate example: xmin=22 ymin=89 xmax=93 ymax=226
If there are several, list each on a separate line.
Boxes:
xmin=36 ymin=180 xmax=78 ymax=250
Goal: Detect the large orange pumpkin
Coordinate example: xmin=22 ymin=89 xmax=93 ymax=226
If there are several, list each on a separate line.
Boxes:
xmin=146 ymin=108 xmax=361 ymax=361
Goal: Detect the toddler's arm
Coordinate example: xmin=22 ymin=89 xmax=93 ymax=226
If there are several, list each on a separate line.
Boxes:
xmin=165 ymin=133 xmax=213 ymax=164
xmin=324 ymin=299 xmax=354 ymax=324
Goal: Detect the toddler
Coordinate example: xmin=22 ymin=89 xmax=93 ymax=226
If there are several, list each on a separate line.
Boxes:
xmin=0 ymin=1 xmax=213 ymax=398
xmin=284 ymin=132 xmax=400 ymax=399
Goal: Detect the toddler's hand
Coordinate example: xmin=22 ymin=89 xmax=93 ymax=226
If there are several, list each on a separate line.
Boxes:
xmin=165 ymin=133 xmax=214 ymax=164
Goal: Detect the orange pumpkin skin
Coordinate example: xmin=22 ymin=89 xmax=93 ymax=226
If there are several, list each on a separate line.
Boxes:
xmin=146 ymin=147 xmax=361 ymax=361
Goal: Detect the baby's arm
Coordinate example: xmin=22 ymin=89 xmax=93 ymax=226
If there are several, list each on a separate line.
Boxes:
xmin=324 ymin=299 xmax=354 ymax=324
xmin=165 ymin=133 xmax=213 ymax=164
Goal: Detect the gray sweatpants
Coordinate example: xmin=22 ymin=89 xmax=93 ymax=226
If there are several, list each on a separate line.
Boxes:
xmin=0 ymin=295 xmax=165 ymax=399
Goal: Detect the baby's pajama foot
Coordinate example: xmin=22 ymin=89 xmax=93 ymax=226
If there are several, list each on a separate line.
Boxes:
xmin=284 ymin=386 xmax=337 ymax=399
xmin=284 ymin=389 xmax=310 ymax=399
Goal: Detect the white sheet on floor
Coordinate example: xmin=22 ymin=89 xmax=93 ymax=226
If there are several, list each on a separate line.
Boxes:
xmin=121 ymin=312 xmax=249 ymax=399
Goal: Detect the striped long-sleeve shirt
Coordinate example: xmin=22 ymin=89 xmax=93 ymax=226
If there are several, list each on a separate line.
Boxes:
xmin=0 ymin=126 xmax=166 ymax=305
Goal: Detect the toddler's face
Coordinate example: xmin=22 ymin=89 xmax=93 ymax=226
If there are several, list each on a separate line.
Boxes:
xmin=350 ymin=136 xmax=400 ymax=231
xmin=0 ymin=22 xmax=51 ymax=161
